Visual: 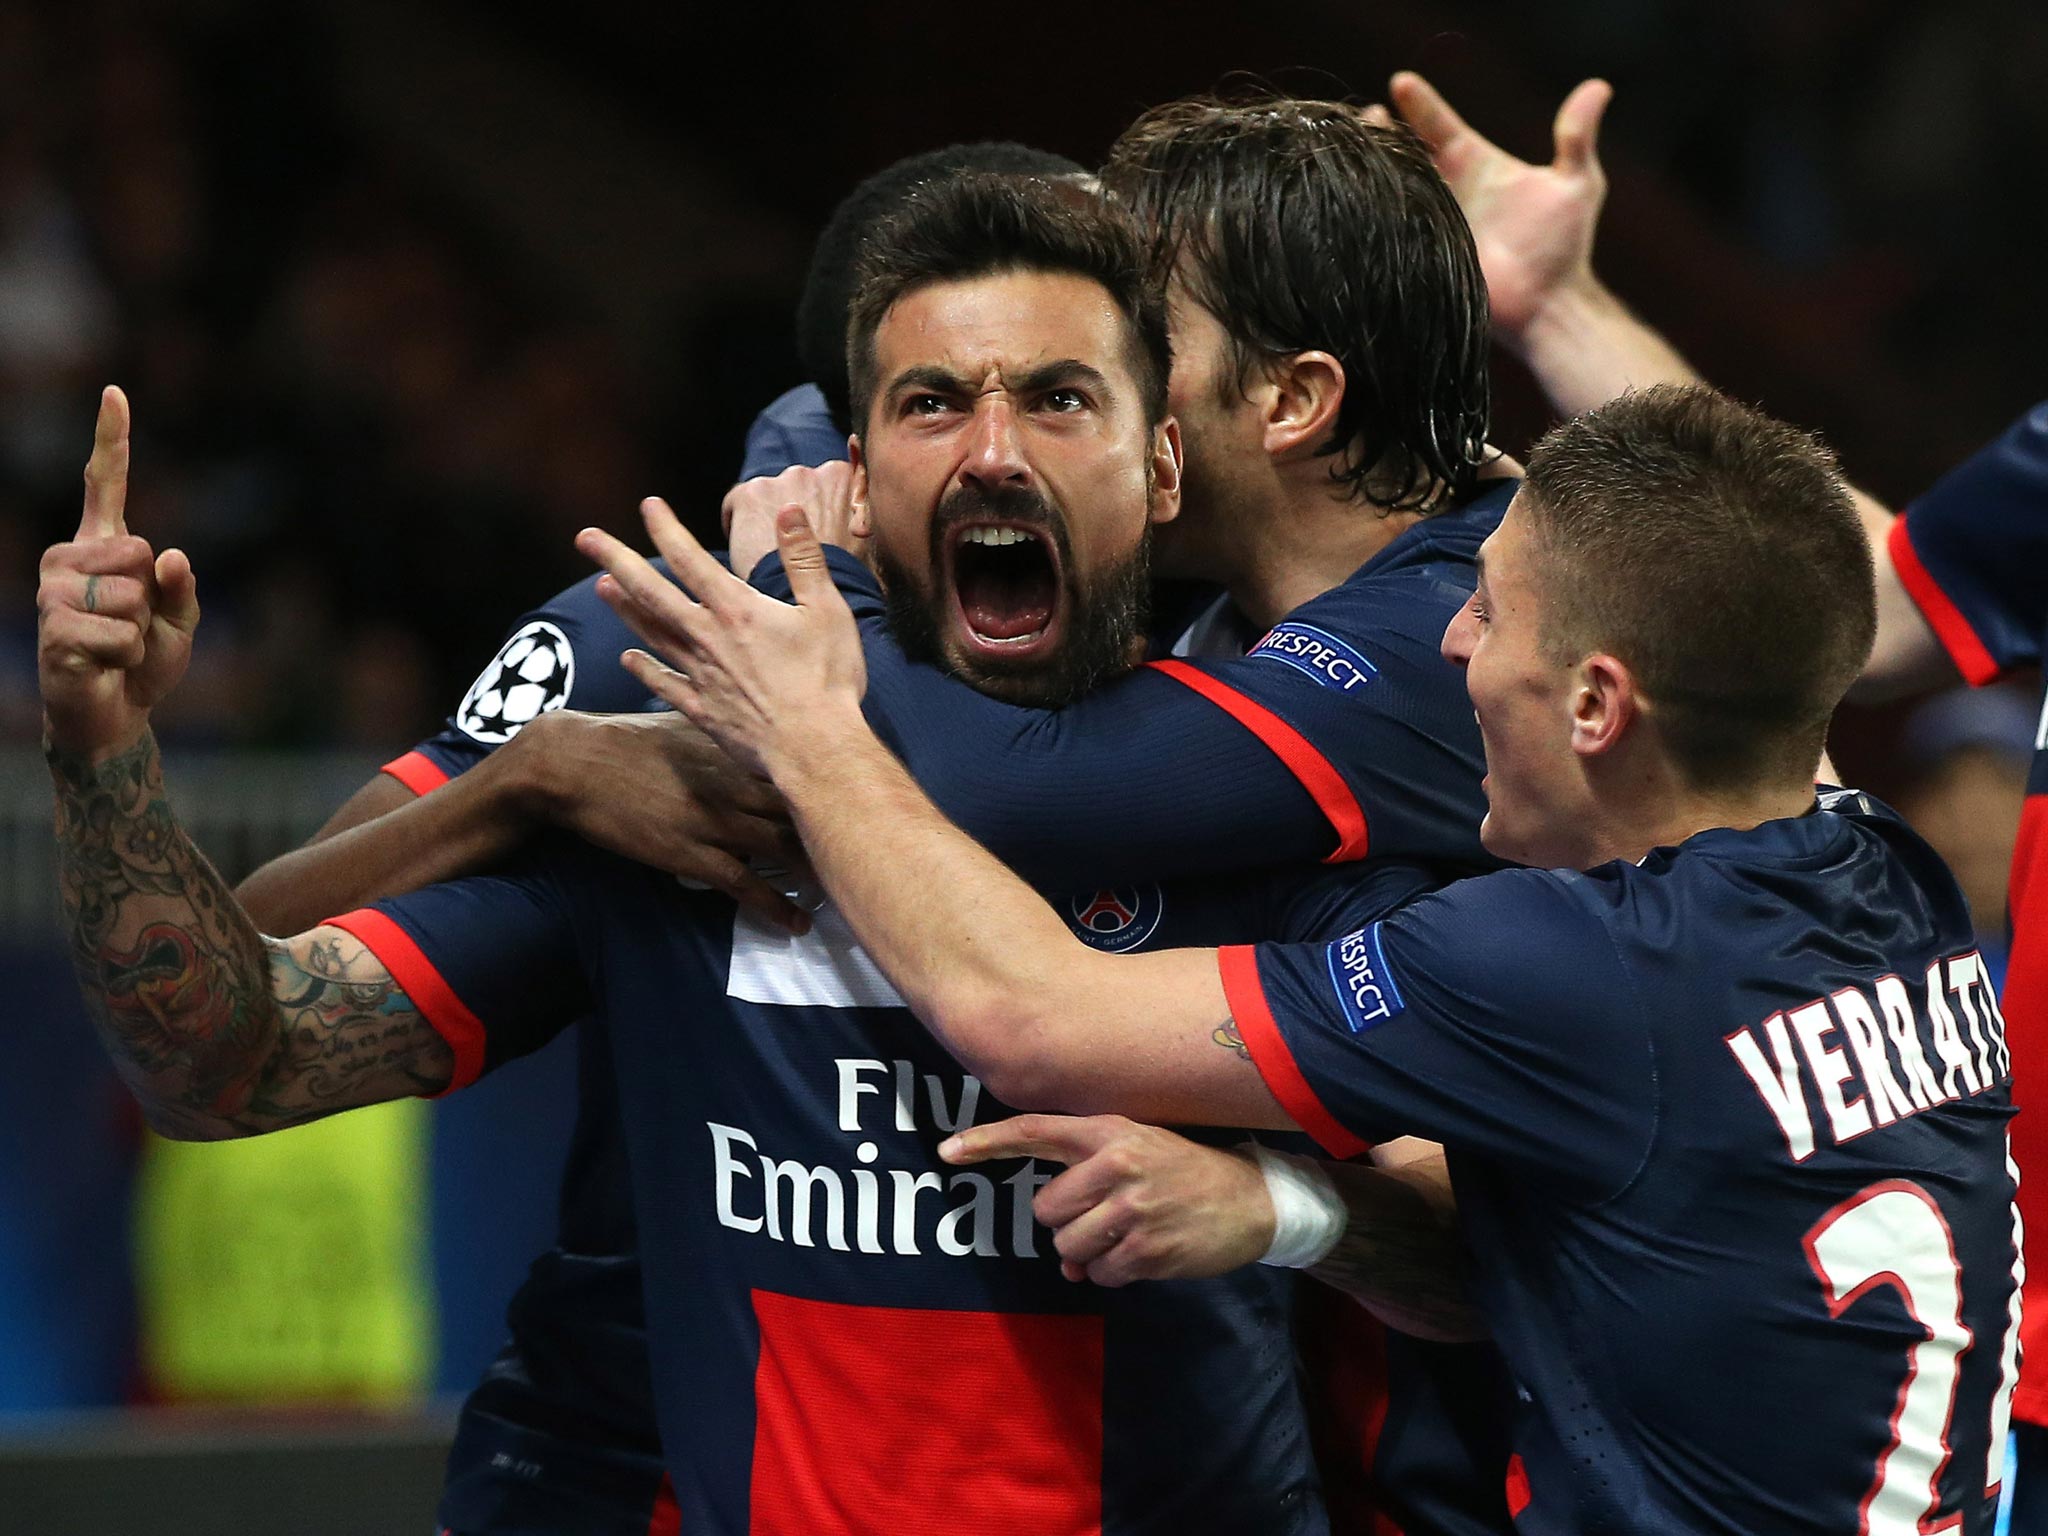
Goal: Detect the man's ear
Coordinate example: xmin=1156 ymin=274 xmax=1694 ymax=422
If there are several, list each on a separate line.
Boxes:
xmin=1149 ymin=417 xmax=1184 ymax=527
xmin=1262 ymin=350 xmax=1346 ymax=465
xmin=1571 ymin=652 xmax=1638 ymax=759
xmin=848 ymin=436 xmax=871 ymax=540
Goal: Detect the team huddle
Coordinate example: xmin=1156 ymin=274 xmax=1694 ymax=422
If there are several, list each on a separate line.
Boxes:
xmin=33 ymin=69 xmax=2048 ymax=1536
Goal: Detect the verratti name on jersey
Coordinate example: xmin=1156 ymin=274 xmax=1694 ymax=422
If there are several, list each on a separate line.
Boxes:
xmin=1727 ymin=950 xmax=2010 ymax=1161
xmin=1246 ymin=622 xmax=1380 ymax=692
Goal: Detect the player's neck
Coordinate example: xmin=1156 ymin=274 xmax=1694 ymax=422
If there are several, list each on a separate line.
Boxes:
xmin=1594 ymin=776 xmax=1822 ymax=868
xmin=1225 ymin=482 xmax=1423 ymax=631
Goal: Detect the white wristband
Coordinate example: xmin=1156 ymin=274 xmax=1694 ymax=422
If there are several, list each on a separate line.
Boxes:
xmin=1251 ymin=1145 xmax=1347 ymax=1269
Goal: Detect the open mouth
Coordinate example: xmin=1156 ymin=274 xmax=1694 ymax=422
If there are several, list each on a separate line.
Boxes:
xmin=945 ymin=522 xmax=1065 ymax=659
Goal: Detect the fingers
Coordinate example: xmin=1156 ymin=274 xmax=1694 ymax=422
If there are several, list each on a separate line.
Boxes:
xmin=41 ymin=608 xmax=148 ymax=671
xmin=1051 ymin=1200 xmax=1128 ymax=1273
xmin=39 ymin=569 xmax=151 ymax=625
xmin=639 ymin=497 xmax=743 ymax=611
xmin=153 ymin=547 xmax=200 ymax=636
xmin=939 ymin=1112 xmax=1123 ymax=1168
xmin=1552 ymin=78 xmax=1612 ymax=174
xmin=772 ymin=506 xmax=841 ymax=612
xmin=689 ymin=848 xmax=812 ymax=936
xmin=1388 ymin=71 xmax=1469 ymax=152
xmin=79 ymin=386 xmax=131 ymax=539
xmin=42 ymin=533 xmax=157 ymax=579
xmin=620 ymin=647 xmax=700 ymax=717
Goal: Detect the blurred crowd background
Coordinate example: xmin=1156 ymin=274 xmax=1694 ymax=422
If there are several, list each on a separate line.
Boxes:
xmin=0 ymin=0 xmax=2042 ymax=1470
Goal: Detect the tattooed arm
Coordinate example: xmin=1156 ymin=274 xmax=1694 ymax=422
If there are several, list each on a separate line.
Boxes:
xmin=49 ymin=731 xmax=450 ymax=1140
xmin=39 ymin=388 xmax=449 ymax=1139
xmin=1309 ymin=1140 xmax=1485 ymax=1342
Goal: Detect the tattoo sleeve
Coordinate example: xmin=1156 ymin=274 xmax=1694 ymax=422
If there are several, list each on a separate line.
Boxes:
xmin=1306 ymin=1159 xmax=1489 ymax=1344
xmin=49 ymin=731 xmax=453 ymax=1139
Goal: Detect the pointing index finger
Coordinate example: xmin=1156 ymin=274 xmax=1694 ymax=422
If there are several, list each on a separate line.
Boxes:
xmin=939 ymin=1114 xmax=1121 ymax=1168
xmin=79 ymin=386 xmax=131 ymax=539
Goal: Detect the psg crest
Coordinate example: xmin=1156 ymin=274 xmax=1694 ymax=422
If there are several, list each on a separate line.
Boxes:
xmin=456 ymin=621 xmax=575 ymax=743
xmin=1065 ymin=885 xmax=1165 ymax=953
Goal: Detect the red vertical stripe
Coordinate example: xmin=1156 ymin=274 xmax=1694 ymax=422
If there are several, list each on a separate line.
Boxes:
xmin=748 ymin=1291 xmax=1103 ymax=1535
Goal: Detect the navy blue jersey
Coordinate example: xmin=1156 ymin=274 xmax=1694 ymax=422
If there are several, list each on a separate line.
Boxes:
xmin=333 ymin=839 xmax=1463 ymax=1535
xmin=1889 ymin=401 xmax=2048 ymax=1427
xmin=1226 ymin=792 xmax=2025 ymax=1533
xmin=757 ymin=482 xmax=1513 ymax=890
xmin=736 ymin=383 xmax=849 ymax=483
xmin=400 ymin=482 xmax=1513 ymax=1532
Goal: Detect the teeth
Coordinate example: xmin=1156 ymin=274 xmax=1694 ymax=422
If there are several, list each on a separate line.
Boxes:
xmin=961 ymin=527 xmax=1038 ymax=547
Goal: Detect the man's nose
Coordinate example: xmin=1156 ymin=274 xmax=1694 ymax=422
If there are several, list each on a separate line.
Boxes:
xmin=959 ymin=397 xmax=1032 ymax=492
xmin=1441 ymin=600 xmax=1476 ymax=666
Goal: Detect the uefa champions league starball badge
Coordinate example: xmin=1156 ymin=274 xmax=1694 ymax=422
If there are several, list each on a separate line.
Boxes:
xmin=455 ymin=620 xmax=576 ymax=743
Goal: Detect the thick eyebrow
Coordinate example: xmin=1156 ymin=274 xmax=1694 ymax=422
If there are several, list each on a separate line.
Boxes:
xmin=882 ymin=359 xmax=1116 ymax=402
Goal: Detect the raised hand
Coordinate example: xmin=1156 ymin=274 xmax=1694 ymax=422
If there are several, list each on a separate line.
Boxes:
xmin=38 ymin=387 xmax=200 ymax=758
xmin=722 ymin=460 xmax=864 ymax=582
xmin=576 ymin=498 xmax=866 ymax=779
xmin=1389 ymin=71 xmax=1612 ymax=342
xmin=941 ymin=1113 xmax=1274 ymax=1287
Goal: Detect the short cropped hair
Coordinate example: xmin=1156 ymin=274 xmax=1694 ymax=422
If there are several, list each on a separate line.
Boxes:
xmin=797 ymin=142 xmax=1086 ymax=430
xmin=1521 ymin=385 xmax=1876 ymax=790
xmin=846 ymin=173 xmax=1171 ymax=435
xmin=1104 ymin=94 xmax=1490 ymax=511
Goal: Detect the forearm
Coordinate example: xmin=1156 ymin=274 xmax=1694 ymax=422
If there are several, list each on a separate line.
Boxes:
xmin=1306 ymin=1151 xmax=1486 ymax=1343
xmin=771 ymin=710 xmax=1088 ymax=1059
xmin=1510 ymin=275 xmax=1702 ymax=419
xmin=51 ymin=730 xmax=448 ymax=1138
xmin=236 ymin=740 xmax=547 ymax=934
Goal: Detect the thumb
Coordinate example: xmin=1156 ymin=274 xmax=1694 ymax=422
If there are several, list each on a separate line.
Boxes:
xmin=1552 ymin=78 xmax=1612 ymax=175
xmin=775 ymin=505 xmax=839 ymax=610
xmin=154 ymin=547 xmax=201 ymax=635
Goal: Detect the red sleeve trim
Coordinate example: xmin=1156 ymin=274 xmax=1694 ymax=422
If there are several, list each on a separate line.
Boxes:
xmin=1146 ymin=659 xmax=1369 ymax=862
xmin=321 ymin=908 xmax=485 ymax=1096
xmin=1887 ymin=515 xmax=2000 ymax=686
xmin=1218 ymin=944 xmax=1370 ymax=1159
xmin=381 ymin=749 xmax=451 ymax=797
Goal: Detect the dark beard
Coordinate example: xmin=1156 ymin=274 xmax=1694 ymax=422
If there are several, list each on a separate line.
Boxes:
xmin=874 ymin=489 xmax=1153 ymax=710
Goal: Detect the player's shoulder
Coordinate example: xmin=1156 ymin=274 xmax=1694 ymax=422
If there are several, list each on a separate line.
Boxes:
xmin=1280 ymin=480 xmax=1512 ymax=639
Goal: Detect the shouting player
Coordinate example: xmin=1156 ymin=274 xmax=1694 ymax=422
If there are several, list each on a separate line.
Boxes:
xmin=44 ymin=176 xmax=1425 ymax=1535
xmin=213 ymin=99 xmax=1531 ymax=1535
xmin=598 ymin=382 xmax=2025 ymax=1535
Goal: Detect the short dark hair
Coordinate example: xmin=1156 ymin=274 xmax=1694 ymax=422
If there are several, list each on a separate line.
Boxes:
xmin=1103 ymin=94 xmax=1490 ymax=511
xmin=845 ymin=173 xmax=1171 ymax=436
xmin=1521 ymin=384 xmax=1876 ymax=790
xmin=797 ymin=143 xmax=1087 ymax=430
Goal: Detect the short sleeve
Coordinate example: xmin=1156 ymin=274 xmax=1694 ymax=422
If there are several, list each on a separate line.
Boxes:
xmin=1890 ymin=400 xmax=2048 ymax=685
xmin=387 ymin=558 xmax=705 ymax=790
xmin=1144 ymin=575 xmax=1489 ymax=869
xmin=1219 ymin=870 xmax=1655 ymax=1198
xmin=323 ymin=846 xmax=594 ymax=1095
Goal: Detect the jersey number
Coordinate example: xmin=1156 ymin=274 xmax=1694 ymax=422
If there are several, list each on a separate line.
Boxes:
xmin=1804 ymin=1170 xmax=2023 ymax=1535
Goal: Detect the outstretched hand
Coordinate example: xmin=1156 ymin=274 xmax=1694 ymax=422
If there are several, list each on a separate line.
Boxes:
xmin=941 ymin=1113 xmax=1275 ymax=1287
xmin=576 ymin=498 xmax=867 ymax=779
xmin=37 ymin=386 xmax=200 ymax=758
xmin=1387 ymin=71 xmax=1612 ymax=341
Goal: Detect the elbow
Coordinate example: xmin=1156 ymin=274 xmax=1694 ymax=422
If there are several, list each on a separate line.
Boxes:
xmin=137 ymin=1100 xmax=237 ymax=1143
xmin=922 ymin=983 xmax=1073 ymax=1110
